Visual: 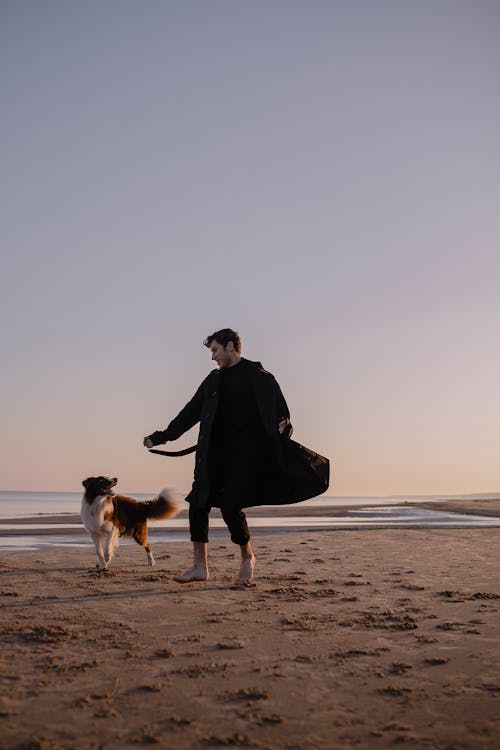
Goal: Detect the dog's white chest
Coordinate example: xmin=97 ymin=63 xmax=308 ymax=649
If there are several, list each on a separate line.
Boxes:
xmin=81 ymin=495 xmax=114 ymax=533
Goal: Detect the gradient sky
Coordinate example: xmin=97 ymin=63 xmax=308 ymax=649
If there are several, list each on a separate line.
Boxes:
xmin=1 ymin=1 xmax=499 ymax=496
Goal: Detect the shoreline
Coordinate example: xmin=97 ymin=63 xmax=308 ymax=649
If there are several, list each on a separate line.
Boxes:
xmin=2 ymin=496 xmax=500 ymax=525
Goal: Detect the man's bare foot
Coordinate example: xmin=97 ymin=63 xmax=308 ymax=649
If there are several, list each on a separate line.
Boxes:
xmin=174 ymin=542 xmax=209 ymax=583
xmin=235 ymin=554 xmax=256 ymax=587
xmin=173 ymin=566 xmax=209 ymax=583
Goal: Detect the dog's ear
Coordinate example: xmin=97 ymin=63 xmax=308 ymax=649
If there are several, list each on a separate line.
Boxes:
xmin=82 ymin=478 xmax=90 ymax=488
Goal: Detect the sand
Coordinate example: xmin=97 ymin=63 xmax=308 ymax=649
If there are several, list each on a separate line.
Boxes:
xmin=1 ymin=517 xmax=500 ymax=750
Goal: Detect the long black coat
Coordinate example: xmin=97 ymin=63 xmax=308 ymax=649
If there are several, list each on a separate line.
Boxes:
xmin=162 ymin=359 xmax=330 ymax=509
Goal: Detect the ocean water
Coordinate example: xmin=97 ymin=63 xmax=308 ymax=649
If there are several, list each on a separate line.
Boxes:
xmin=2 ymin=490 xmax=500 ymax=519
xmin=0 ymin=490 xmax=413 ymax=519
xmin=0 ymin=490 xmax=84 ymax=518
xmin=0 ymin=490 xmax=150 ymax=518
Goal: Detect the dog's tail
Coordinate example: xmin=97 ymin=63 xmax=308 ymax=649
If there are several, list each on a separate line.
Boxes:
xmin=143 ymin=488 xmax=180 ymax=520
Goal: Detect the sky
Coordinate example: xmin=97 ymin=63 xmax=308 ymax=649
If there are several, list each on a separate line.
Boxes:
xmin=1 ymin=0 xmax=499 ymax=496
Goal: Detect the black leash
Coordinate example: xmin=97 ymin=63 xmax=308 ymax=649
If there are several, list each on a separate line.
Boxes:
xmin=148 ymin=445 xmax=197 ymax=457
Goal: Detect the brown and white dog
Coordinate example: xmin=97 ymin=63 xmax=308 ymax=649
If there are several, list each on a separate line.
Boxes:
xmin=81 ymin=476 xmax=179 ymax=570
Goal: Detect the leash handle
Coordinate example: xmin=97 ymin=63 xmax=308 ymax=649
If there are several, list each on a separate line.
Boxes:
xmin=148 ymin=445 xmax=197 ymax=457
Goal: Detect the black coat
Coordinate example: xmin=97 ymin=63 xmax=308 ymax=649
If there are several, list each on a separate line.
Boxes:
xmin=162 ymin=359 xmax=330 ymax=509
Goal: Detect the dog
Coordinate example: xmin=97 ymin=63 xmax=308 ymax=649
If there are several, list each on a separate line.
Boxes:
xmin=81 ymin=476 xmax=179 ymax=570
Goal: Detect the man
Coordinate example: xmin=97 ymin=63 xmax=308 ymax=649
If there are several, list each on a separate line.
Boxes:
xmin=144 ymin=328 xmax=329 ymax=586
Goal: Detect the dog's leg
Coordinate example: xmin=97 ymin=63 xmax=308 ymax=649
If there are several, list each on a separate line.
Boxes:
xmin=110 ymin=527 xmax=120 ymax=562
xmin=132 ymin=523 xmax=154 ymax=566
xmin=92 ymin=533 xmax=107 ymax=570
xmin=103 ymin=526 xmax=119 ymax=567
xmin=145 ymin=544 xmax=155 ymax=566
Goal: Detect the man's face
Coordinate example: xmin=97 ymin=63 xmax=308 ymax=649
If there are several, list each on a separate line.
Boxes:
xmin=210 ymin=340 xmax=233 ymax=369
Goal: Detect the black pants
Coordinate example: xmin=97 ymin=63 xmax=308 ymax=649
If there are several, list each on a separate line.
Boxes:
xmin=189 ymin=503 xmax=250 ymax=546
xmin=189 ymin=440 xmax=258 ymax=545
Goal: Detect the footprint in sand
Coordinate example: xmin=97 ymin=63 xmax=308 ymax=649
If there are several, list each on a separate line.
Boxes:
xmin=203 ymin=733 xmax=253 ymax=746
xmin=136 ymin=682 xmax=164 ymax=692
xmin=378 ymin=685 xmax=412 ymax=700
xmin=215 ymin=640 xmax=245 ymax=650
xmin=388 ymin=662 xmax=413 ymax=675
xmin=413 ymin=635 xmax=438 ymax=644
xmin=400 ymin=582 xmax=426 ymax=591
xmin=222 ymin=687 xmax=269 ymax=703
xmin=343 ymin=580 xmax=371 ymax=587
xmin=168 ymin=715 xmax=194 ymax=728
xmin=423 ymin=657 xmax=450 ymax=666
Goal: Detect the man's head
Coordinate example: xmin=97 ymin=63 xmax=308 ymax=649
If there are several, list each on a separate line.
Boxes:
xmin=204 ymin=328 xmax=241 ymax=369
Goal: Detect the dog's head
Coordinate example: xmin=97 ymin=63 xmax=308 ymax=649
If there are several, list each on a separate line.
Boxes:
xmin=82 ymin=476 xmax=118 ymax=500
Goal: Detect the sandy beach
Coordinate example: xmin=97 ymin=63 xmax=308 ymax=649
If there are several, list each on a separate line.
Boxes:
xmin=1 ymin=500 xmax=500 ymax=750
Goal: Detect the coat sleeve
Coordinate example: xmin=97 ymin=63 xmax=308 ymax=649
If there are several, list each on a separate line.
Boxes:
xmin=270 ymin=375 xmax=293 ymax=437
xmin=162 ymin=377 xmax=208 ymax=442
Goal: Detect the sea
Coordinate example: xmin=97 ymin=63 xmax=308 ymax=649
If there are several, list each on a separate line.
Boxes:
xmin=2 ymin=489 xmax=500 ymax=518
xmin=1 ymin=490 xmax=499 ymax=551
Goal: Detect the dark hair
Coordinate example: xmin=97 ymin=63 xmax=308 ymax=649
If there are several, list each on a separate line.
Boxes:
xmin=203 ymin=328 xmax=241 ymax=354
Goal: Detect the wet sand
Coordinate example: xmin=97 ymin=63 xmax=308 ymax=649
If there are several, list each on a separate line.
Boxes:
xmin=416 ymin=497 xmax=500 ymax=518
xmin=1 ymin=522 xmax=500 ymax=749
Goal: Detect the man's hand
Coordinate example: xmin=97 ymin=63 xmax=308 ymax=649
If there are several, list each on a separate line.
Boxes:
xmin=143 ymin=431 xmax=167 ymax=448
xmin=278 ymin=417 xmax=291 ymax=435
